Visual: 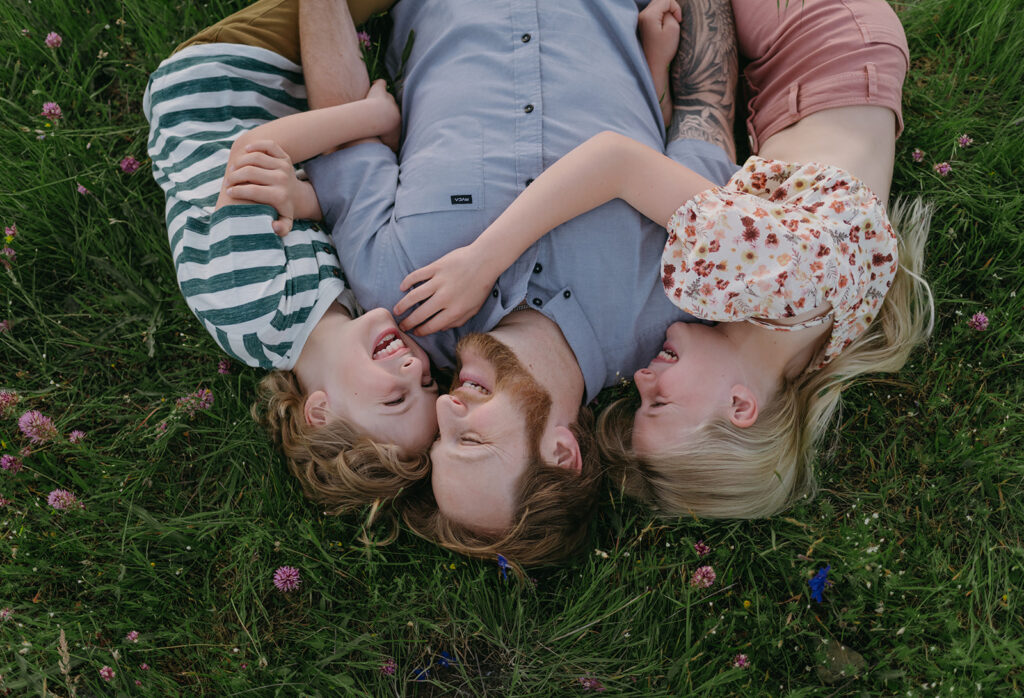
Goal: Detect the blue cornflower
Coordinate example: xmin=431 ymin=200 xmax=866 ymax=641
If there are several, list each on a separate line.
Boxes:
xmin=412 ymin=667 xmax=430 ymax=681
xmin=436 ymin=651 xmax=456 ymax=669
xmin=497 ymin=554 xmax=510 ymax=581
xmin=808 ymin=565 xmax=831 ymax=603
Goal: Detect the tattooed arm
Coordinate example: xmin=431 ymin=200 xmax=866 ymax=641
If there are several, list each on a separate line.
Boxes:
xmin=668 ymin=0 xmax=738 ymax=161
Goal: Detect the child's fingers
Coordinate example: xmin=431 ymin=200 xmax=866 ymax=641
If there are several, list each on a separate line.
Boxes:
xmin=271 ymin=217 xmax=294 ymax=237
xmin=228 ymin=151 xmax=287 ymax=173
xmin=398 ymin=265 xmax=437 ymax=293
xmin=669 ymin=0 xmax=682 ymax=22
xmin=411 ymin=310 xmax=452 ymax=337
xmin=224 ymin=183 xmax=277 ymax=204
xmin=394 ymin=280 xmax=435 ymax=320
xmin=399 ymin=299 xmax=441 ymax=334
xmin=225 ymin=165 xmax=281 ymax=188
xmin=245 ymin=140 xmax=289 ymax=160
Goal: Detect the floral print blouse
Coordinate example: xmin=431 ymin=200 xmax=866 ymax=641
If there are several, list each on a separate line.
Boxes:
xmin=663 ymin=156 xmax=899 ymax=369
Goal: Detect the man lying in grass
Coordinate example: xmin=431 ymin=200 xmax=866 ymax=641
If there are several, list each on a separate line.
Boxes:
xmin=144 ymin=0 xmax=439 ymax=514
xmin=398 ymin=0 xmax=933 ymax=538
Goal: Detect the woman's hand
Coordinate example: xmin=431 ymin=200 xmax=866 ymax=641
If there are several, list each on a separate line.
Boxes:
xmin=222 ymin=140 xmax=307 ymax=236
xmin=393 ymin=243 xmax=499 ymax=335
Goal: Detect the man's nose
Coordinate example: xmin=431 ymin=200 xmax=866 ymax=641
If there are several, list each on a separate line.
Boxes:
xmin=437 ymin=393 xmax=468 ymax=418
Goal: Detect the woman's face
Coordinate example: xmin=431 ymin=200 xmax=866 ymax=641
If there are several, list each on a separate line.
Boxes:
xmin=322 ymin=308 xmax=439 ymax=455
xmin=631 ymin=322 xmax=741 ymax=456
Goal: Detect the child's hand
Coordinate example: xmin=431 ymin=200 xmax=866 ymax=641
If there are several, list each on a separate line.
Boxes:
xmin=639 ymin=0 xmax=682 ymax=76
xmin=223 ymin=140 xmax=303 ymax=236
xmin=366 ymin=79 xmax=401 ymax=153
xmin=393 ymin=243 xmax=498 ymax=336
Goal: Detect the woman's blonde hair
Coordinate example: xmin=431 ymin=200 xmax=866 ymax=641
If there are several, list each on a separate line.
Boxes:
xmin=598 ymin=197 xmax=934 ymax=519
xmin=252 ymin=371 xmax=429 ymax=515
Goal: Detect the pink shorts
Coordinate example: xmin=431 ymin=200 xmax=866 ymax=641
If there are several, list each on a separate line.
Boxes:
xmin=732 ymin=0 xmax=909 ymax=151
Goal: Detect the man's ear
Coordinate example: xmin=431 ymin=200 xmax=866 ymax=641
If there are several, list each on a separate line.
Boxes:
xmin=549 ymin=425 xmax=583 ymax=474
xmin=728 ymin=384 xmax=759 ymax=428
xmin=303 ymin=390 xmax=331 ymax=427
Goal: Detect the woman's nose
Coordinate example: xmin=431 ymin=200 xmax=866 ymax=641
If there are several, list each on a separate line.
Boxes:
xmin=437 ymin=393 xmax=467 ymax=417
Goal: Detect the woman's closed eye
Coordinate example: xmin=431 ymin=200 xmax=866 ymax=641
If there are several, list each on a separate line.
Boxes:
xmin=422 ymin=377 xmax=437 ymax=389
xmin=459 ymin=435 xmax=483 ymax=445
xmin=384 ymin=394 xmax=406 ymax=406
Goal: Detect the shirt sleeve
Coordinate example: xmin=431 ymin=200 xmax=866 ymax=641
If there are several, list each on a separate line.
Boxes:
xmin=174 ymin=204 xmax=347 ymax=370
xmin=303 ymin=141 xmax=399 ymax=273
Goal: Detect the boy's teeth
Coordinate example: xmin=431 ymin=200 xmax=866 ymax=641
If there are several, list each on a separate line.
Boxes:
xmin=463 ymin=380 xmax=489 ymax=394
xmin=373 ymin=334 xmax=406 ymax=359
xmin=658 ymin=349 xmax=678 ymax=361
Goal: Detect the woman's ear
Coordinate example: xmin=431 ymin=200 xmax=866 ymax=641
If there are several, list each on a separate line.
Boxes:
xmin=728 ymin=384 xmax=759 ymax=428
xmin=548 ymin=425 xmax=583 ymax=474
xmin=303 ymin=390 xmax=331 ymax=426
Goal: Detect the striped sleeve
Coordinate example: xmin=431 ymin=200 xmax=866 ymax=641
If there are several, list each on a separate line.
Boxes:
xmin=143 ymin=44 xmax=350 ymax=369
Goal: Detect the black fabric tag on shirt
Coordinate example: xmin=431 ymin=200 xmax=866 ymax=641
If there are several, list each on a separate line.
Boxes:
xmin=450 ymin=194 xmax=473 ymax=205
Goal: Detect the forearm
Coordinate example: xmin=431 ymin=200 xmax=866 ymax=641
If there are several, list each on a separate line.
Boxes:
xmin=294 ymin=180 xmax=323 ymax=221
xmin=668 ymin=0 xmax=737 ymax=160
xmin=651 ymin=62 xmax=672 ymax=127
xmin=233 ymin=98 xmax=399 ymax=164
xmin=469 ymin=132 xmax=713 ymax=277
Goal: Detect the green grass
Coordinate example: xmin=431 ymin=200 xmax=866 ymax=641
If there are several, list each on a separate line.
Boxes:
xmin=1 ymin=0 xmax=1022 ymax=694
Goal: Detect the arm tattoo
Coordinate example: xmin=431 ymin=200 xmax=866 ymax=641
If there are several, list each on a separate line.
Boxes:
xmin=667 ymin=0 xmax=738 ymax=161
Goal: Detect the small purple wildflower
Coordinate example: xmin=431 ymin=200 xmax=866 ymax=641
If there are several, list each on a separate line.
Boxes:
xmin=68 ymin=430 xmax=86 ymax=444
xmin=176 ymin=388 xmax=214 ymax=417
xmin=135 ymin=680 xmax=143 ymax=686
xmin=496 ymin=553 xmax=510 ymax=580
xmin=47 ymin=489 xmax=80 ymax=510
xmin=217 ymin=358 xmax=231 ymax=375
xmin=21 ymin=29 xmax=31 ymax=37
xmin=41 ymin=102 xmax=62 ymax=120
xmin=19 ymin=410 xmax=58 ymax=444
xmin=412 ymin=667 xmax=430 ymax=681
xmin=380 ymin=657 xmax=396 ymax=676
xmin=45 ymin=32 xmax=62 ymax=48
xmin=911 ymin=148 xmax=924 ymax=162
xmin=579 ymin=677 xmax=606 ymax=692
xmin=1 ymin=455 xmax=23 ymax=474
xmin=77 ymin=183 xmax=90 ymax=195
xmin=139 ymin=663 xmax=150 ymax=671
xmin=690 ymin=565 xmax=716 ymax=588
xmin=1 ymin=247 xmax=15 ymax=270
xmin=0 ymin=391 xmax=19 ymax=415
xmin=98 ymin=665 xmax=114 ymax=682
xmin=957 ymin=134 xmax=973 ymax=148
xmin=357 ymin=31 xmax=372 ymax=49
xmin=0 ymin=320 xmax=8 ymax=333
xmin=967 ymin=312 xmax=989 ymax=331
xmin=933 ymin=161 xmax=951 ymax=176
xmin=0 ymin=496 xmax=10 ymax=507
xmin=808 ymin=565 xmax=831 ymax=603
xmin=119 ymin=155 xmax=141 ymax=174
xmin=125 ymin=630 xmax=139 ymax=643
xmin=3 ymin=224 xmax=15 ymax=242
xmin=732 ymin=653 xmax=750 ymax=669
xmin=694 ymin=540 xmax=711 ymax=557
xmin=155 ymin=421 xmax=168 ymax=439
xmin=240 ymin=663 xmax=248 ymax=670
xmin=0 ymin=608 xmax=13 ymax=621
xmin=272 ymin=565 xmax=301 ymax=592
xmin=435 ymin=651 xmax=455 ymax=669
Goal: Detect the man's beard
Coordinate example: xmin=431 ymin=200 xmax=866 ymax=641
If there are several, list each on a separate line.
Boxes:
xmin=454 ymin=333 xmax=551 ymax=457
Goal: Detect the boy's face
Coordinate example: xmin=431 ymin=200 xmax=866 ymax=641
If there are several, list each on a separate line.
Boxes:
xmin=323 ymin=308 xmax=439 ymax=455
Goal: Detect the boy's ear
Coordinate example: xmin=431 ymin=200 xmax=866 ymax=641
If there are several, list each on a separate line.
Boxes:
xmin=728 ymin=385 xmax=759 ymax=428
xmin=549 ymin=425 xmax=583 ymax=474
xmin=303 ymin=390 xmax=331 ymax=427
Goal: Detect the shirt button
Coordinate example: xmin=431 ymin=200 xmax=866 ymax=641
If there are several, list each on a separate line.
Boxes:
xmin=525 ymin=178 xmax=534 ymax=187
xmin=524 ymin=104 xmax=534 ymax=113
xmin=491 ymin=289 xmax=499 ymax=298
xmin=521 ymin=33 xmax=531 ymax=43
xmin=532 ymin=298 xmax=542 ymax=307
xmin=563 ymin=290 xmax=571 ymax=299
xmin=533 ymin=263 xmax=543 ymax=274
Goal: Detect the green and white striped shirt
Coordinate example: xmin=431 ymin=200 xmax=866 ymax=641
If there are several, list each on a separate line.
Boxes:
xmin=143 ymin=43 xmax=354 ymax=370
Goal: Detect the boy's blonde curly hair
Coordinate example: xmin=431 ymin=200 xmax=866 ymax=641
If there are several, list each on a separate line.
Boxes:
xmin=253 ymin=371 xmax=429 ymax=514
xmin=597 ymin=197 xmax=934 ymax=519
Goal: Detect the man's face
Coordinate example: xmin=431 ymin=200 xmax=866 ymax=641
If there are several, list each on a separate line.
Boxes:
xmin=429 ymin=333 xmax=551 ymax=533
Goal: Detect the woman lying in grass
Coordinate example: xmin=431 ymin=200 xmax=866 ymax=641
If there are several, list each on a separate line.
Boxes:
xmin=394 ymin=0 xmax=933 ymax=520
xmin=143 ymin=0 xmax=437 ymax=513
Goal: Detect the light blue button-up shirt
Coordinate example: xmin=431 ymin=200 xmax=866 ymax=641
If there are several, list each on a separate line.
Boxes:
xmin=306 ymin=0 xmax=739 ymax=402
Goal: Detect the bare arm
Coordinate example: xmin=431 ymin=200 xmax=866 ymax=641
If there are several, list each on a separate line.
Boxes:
xmin=668 ymin=0 xmax=737 ymax=160
xmin=394 ymin=131 xmax=715 ymax=334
